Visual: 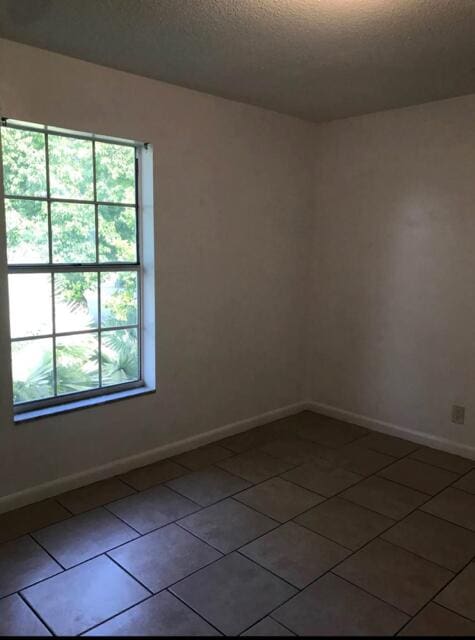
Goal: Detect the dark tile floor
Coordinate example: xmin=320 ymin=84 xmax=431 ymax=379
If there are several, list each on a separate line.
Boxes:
xmin=1 ymin=411 xmax=475 ymax=636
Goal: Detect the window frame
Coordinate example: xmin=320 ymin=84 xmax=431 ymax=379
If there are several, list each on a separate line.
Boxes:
xmin=1 ymin=118 xmax=147 ymax=415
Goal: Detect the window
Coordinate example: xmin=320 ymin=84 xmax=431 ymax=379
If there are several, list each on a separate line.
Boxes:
xmin=0 ymin=119 xmax=150 ymax=415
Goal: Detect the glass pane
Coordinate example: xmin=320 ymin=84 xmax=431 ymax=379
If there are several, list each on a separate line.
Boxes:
xmin=56 ymin=333 xmax=99 ymax=395
xmin=98 ymin=205 xmax=136 ymax=262
xmin=101 ymin=271 xmax=137 ymax=328
xmin=101 ymin=328 xmax=139 ymax=386
xmin=51 ymin=202 xmax=96 ymax=263
xmin=12 ymin=338 xmax=54 ymax=404
xmin=48 ymin=135 xmax=93 ymax=200
xmin=95 ymin=142 xmax=135 ymax=204
xmin=1 ymin=127 xmax=47 ymax=197
xmin=8 ymin=274 xmax=52 ymax=338
xmin=55 ymin=272 xmax=98 ymax=333
xmin=5 ymin=198 xmax=49 ymax=264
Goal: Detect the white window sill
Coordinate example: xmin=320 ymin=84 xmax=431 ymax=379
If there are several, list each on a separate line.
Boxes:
xmin=13 ymin=386 xmax=156 ymax=424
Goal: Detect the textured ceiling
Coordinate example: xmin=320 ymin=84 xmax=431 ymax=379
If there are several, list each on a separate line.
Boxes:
xmin=0 ymin=0 xmax=474 ymax=122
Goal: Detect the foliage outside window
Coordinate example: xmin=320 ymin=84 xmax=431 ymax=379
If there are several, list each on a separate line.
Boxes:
xmin=1 ymin=120 xmax=143 ymax=411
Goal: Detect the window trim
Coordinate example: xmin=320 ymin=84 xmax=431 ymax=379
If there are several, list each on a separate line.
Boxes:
xmin=1 ymin=118 xmax=149 ymax=415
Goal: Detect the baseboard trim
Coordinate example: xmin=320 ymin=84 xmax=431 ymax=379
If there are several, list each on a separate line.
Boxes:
xmin=306 ymin=400 xmax=475 ymax=461
xmin=0 ymin=401 xmax=306 ymax=514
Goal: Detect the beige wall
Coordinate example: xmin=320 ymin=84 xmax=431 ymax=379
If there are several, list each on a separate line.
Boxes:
xmin=306 ymin=93 xmax=475 ymax=454
xmin=0 ymin=39 xmax=314 ymax=499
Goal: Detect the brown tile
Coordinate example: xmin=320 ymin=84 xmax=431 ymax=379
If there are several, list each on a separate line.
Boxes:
xmin=32 ymin=508 xmax=138 ymax=568
xmin=410 ymin=447 xmax=473 ymax=474
xmin=57 ymin=478 xmax=135 ymax=514
xmin=0 ymin=593 xmax=51 ymax=636
xmin=218 ymin=426 xmax=274 ymax=453
xmin=241 ymin=522 xmax=349 ymax=588
xmin=109 ymin=523 xmax=221 ymax=592
xmin=21 ymin=555 xmax=148 ymax=636
xmin=84 ymin=590 xmax=220 ymax=636
xmin=217 ymin=449 xmax=293 ymax=483
xmin=453 ymin=469 xmax=475 ymax=495
xmin=297 ymin=416 xmax=368 ymax=448
xmin=261 ymin=437 xmax=332 ymax=466
xmin=382 ymin=510 xmax=475 ymax=571
xmin=107 ymin=485 xmax=199 ymax=533
xmin=342 ymin=475 xmax=427 ymax=519
xmin=357 ymin=432 xmax=420 ymax=458
xmin=120 ymin=459 xmax=188 ymax=491
xmin=295 ymin=496 xmax=394 ymax=550
xmin=379 ymin=457 xmax=458 ymax=495
xmin=170 ymin=552 xmax=297 ymax=636
xmin=236 ymin=477 xmax=324 ymax=522
xmin=0 ymin=536 xmax=62 ymax=598
xmin=334 ymin=538 xmax=453 ymax=615
xmin=178 ymin=498 xmax=277 ymax=553
xmin=166 ymin=467 xmax=251 ymax=506
xmin=421 ymin=487 xmax=475 ymax=531
xmin=273 ymin=573 xmax=408 ymax=636
xmin=173 ymin=444 xmax=233 ymax=470
xmin=436 ymin=562 xmax=475 ymax=621
xmin=242 ymin=617 xmax=295 ymax=636
xmin=331 ymin=443 xmax=395 ymax=476
xmin=399 ymin=602 xmax=475 ymax=636
xmin=0 ymin=499 xmax=70 ymax=544
xmin=282 ymin=459 xmax=362 ymax=497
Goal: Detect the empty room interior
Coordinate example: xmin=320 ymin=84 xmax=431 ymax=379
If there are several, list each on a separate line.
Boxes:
xmin=0 ymin=0 xmax=475 ymax=636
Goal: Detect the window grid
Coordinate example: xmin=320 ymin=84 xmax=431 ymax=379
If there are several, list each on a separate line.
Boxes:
xmin=1 ymin=121 xmax=143 ymax=412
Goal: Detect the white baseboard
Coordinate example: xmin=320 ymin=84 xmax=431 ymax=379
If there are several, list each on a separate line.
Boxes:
xmin=0 ymin=401 xmax=306 ymax=515
xmin=306 ymin=400 xmax=475 ymax=461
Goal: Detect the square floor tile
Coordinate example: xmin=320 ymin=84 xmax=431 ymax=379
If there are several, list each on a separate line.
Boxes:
xmin=107 ymin=485 xmax=199 ymax=534
xmin=109 ymin=523 xmax=221 ymax=592
xmin=120 ymin=460 xmax=187 ymax=491
xmin=242 ymin=617 xmax=295 ymax=636
xmin=170 ymin=552 xmax=296 ymax=636
xmin=166 ymin=467 xmax=251 ymax=506
xmin=178 ymin=498 xmax=277 ymax=553
xmin=56 ymin=478 xmax=135 ymax=515
xmin=218 ymin=426 xmax=274 ymax=453
xmin=273 ymin=572 xmax=408 ymax=636
xmin=282 ymin=459 xmax=362 ymax=497
xmin=295 ymin=496 xmax=394 ymax=550
xmin=399 ymin=602 xmax=475 ymax=636
xmin=241 ymin=522 xmax=349 ymax=588
xmin=261 ymin=437 xmax=332 ymax=466
xmin=32 ymin=508 xmax=138 ymax=568
xmin=0 ymin=536 xmax=62 ymax=598
xmin=334 ymin=538 xmax=453 ymax=615
xmin=0 ymin=500 xmax=70 ymax=544
xmin=173 ymin=444 xmax=233 ymax=470
xmin=236 ymin=477 xmax=324 ymax=522
xmin=378 ymin=458 xmax=458 ymax=495
xmin=421 ymin=487 xmax=475 ymax=531
xmin=297 ymin=417 xmax=368 ymax=448
xmin=85 ymin=590 xmax=220 ymax=636
xmin=382 ymin=510 xmax=475 ymax=571
xmin=435 ymin=562 xmax=475 ymax=621
xmin=330 ymin=444 xmax=395 ymax=476
xmin=453 ymin=469 xmax=475 ymax=495
xmin=22 ymin=555 xmax=148 ymax=636
xmin=342 ymin=475 xmax=427 ymax=519
xmin=357 ymin=432 xmax=420 ymax=458
xmin=410 ymin=447 xmax=473 ymax=474
xmin=0 ymin=594 xmax=51 ymax=636
xmin=217 ymin=450 xmax=293 ymax=483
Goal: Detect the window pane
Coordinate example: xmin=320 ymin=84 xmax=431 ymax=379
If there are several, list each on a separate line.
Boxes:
xmin=95 ymin=142 xmax=135 ymax=204
xmin=56 ymin=333 xmax=99 ymax=395
xmin=48 ymin=135 xmax=93 ymax=200
xmin=101 ymin=271 xmax=137 ymax=328
xmin=12 ymin=338 xmax=54 ymax=404
xmin=98 ymin=205 xmax=136 ymax=262
xmin=1 ymin=127 xmax=47 ymax=197
xmin=55 ymin=272 xmax=98 ymax=333
xmin=5 ymin=198 xmax=49 ymax=264
xmin=101 ymin=328 xmax=139 ymax=386
xmin=8 ymin=274 xmax=52 ymax=338
xmin=51 ymin=202 xmax=96 ymax=263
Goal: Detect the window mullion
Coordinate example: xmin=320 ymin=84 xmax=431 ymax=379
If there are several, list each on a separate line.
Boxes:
xmin=92 ymin=139 xmax=102 ymax=389
xmin=45 ymin=132 xmax=58 ymax=397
